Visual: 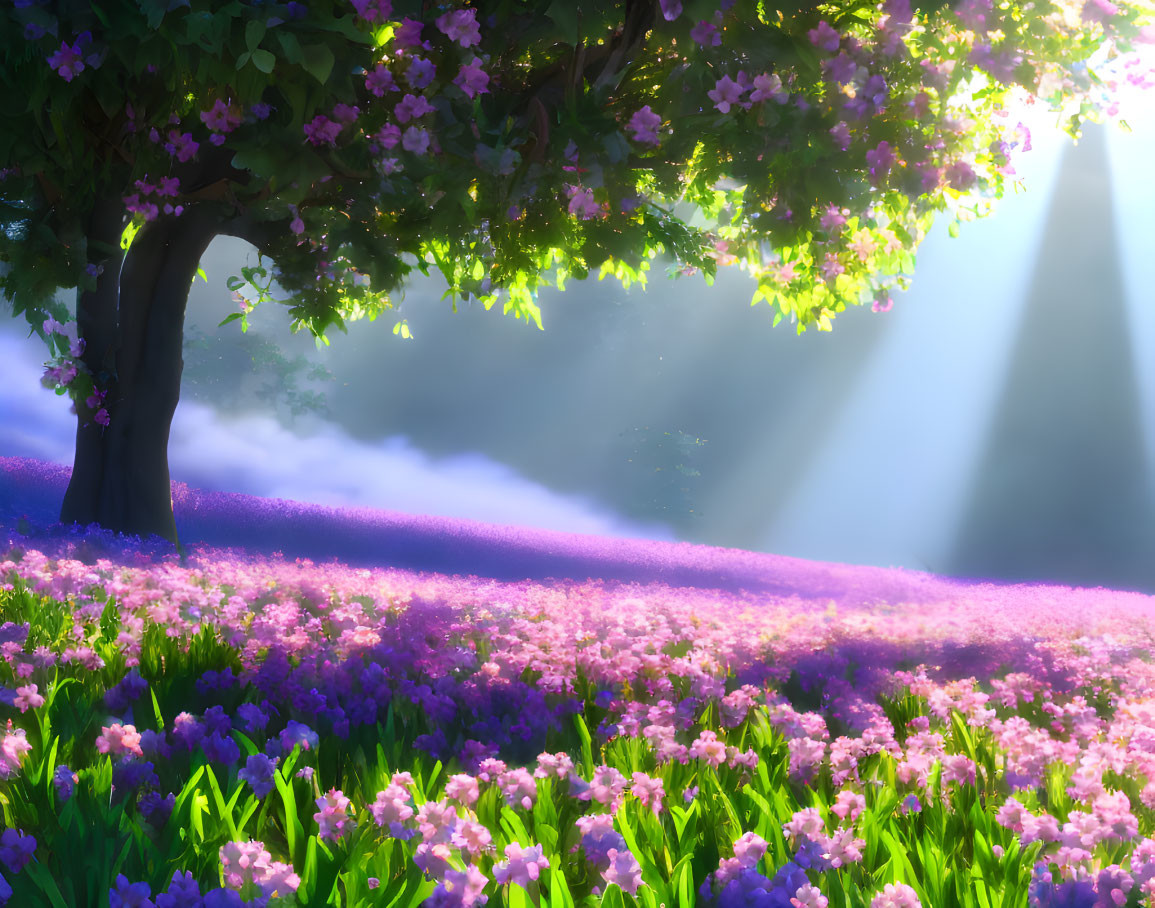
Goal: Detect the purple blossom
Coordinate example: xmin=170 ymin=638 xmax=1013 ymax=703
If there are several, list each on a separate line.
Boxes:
xmin=47 ymin=40 xmax=85 ymax=81
xmin=493 ymin=842 xmax=550 ymax=889
xmin=155 ymin=870 xmax=202 ymax=908
xmin=202 ymin=730 xmax=239 ymax=766
xmin=393 ymin=18 xmax=429 ymax=52
xmin=829 ymin=121 xmax=851 ymax=151
xmin=436 ymin=8 xmax=481 ymax=47
xmin=401 ymin=126 xmax=431 ymax=155
xmin=750 ymin=72 xmax=788 ymax=104
xmin=394 ymin=93 xmax=434 ymax=123
xmin=280 ymin=720 xmax=319 ymax=753
xmin=454 ymin=59 xmax=490 ymax=99
xmin=824 ymin=52 xmax=858 ymax=85
xmin=365 ymin=65 xmax=398 ymax=97
xmin=375 ymin=123 xmax=401 ymax=149
xmin=659 ymin=0 xmax=683 ymax=20
xmin=707 ymin=75 xmax=747 ymax=113
xmin=250 ymin=101 xmax=273 ymax=120
xmin=945 ymin=160 xmax=977 ymax=190
xmin=866 ymin=140 xmax=895 ymax=179
xmin=303 ymin=115 xmax=342 ymax=146
xmin=808 ymin=21 xmax=841 ymax=53
xmin=162 ymin=130 xmax=199 ymax=162
xmin=0 ymin=829 xmax=35 ymax=875
xmin=603 ymin=848 xmax=644 ymax=896
xmin=628 ymin=105 xmax=662 ymax=144
xmin=52 ymin=764 xmax=77 ymax=801
xmin=691 ymin=21 xmax=721 ymax=47
xmin=406 ymin=56 xmax=437 ymax=90
xmin=351 ymin=0 xmax=392 ymax=22
xmin=109 ymin=874 xmax=153 ymax=908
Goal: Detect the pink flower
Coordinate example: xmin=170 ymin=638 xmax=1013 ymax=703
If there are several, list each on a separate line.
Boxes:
xmin=454 ymin=59 xmax=490 ymax=98
xmin=708 ymin=75 xmax=746 ymax=114
xmin=444 ymin=773 xmax=480 ymax=805
xmin=628 ymin=106 xmax=663 ymax=145
xmin=831 ymin=790 xmax=865 ymax=823
xmin=691 ymin=21 xmax=721 ymax=46
xmin=822 ymin=828 xmax=866 ymax=868
xmin=585 ymin=765 xmax=629 ymax=811
xmin=567 ymin=185 xmax=601 ymax=220
xmin=808 ymin=21 xmax=841 ymax=53
xmin=436 ymin=8 xmax=481 ymax=47
xmin=450 ymin=818 xmax=493 ymax=857
xmin=47 ymin=41 xmax=85 ymax=81
xmin=95 ymin=723 xmax=143 ymax=759
xmin=394 ymin=93 xmax=435 ymax=123
xmin=792 ymin=884 xmax=830 ymax=908
xmin=0 ymin=722 xmax=32 ymax=779
xmin=434 ymin=866 xmax=488 ymax=907
xmin=631 ymin=772 xmax=665 ymax=815
xmin=941 ymin=754 xmax=976 ymax=785
xmin=733 ymin=832 xmax=768 ymax=868
xmin=12 ymin=684 xmax=44 ymax=713
xmin=313 ymin=788 xmax=357 ymax=842
xmin=603 ymin=848 xmax=644 ymax=896
xmin=821 ymin=253 xmax=845 ymax=282
xmin=871 ymin=882 xmax=922 ymax=907
xmin=498 ymin=767 xmax=538 ymax=810
xmin=534 ymin=752 xmax=574 ymax=779
xmin=690 ymin=730 xmax=728 ymax=766
xmin=493 ymin=842 xmax=549 ymax=889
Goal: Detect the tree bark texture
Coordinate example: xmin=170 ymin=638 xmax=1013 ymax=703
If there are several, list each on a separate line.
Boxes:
xmin=60 ymin=204 xmax=225 ymax=544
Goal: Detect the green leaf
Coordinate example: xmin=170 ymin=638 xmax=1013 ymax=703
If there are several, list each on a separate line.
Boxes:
xmin=548 ymin=865 xmax=575 ymax=908
xmin=245 ymin=18 xmax=267 ymax=52
xmin=251 ymin=49 xmax=276 ymax=74
xmin=545 ymin=0 xmax=582 ymax=45
xmin=24 ymin=857 xmax=70 ymax=908
xmin=300 ymin=44 xmax=335 ymax=84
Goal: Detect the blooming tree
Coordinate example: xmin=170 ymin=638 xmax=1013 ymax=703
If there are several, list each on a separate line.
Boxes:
xmin=0 ymin=0 xmax=1150 ymax=544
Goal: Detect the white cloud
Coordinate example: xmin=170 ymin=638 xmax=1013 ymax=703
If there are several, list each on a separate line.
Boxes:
xmin=0 ymin=331 xmax=677 ymax=542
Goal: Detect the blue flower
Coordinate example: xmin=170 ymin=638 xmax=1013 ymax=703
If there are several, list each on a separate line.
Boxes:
xmin=109 ymin=873 xmax=153 ymax=908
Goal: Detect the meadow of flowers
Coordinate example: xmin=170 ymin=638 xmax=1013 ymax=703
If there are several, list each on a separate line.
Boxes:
xmin=2 ymin=457 xmax=1155 ymax=907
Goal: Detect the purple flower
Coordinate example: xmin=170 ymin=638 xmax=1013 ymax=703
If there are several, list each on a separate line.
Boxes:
xmin=0 ymin=829 xmax=35 ymax=875
xmin=808 ymin=21 xmax=841 ymax=53
xmin=690 ymin=20 xmax=721 ymax=46
xmin=394 ymin=93 xmax=434 ymax=123
xmin=866 ymin=141 xmax=895 ymax=178
xmin=351 ymin=0 xmax=392 ymax=22
xmin=53 ymin=764 xmax=77 ymax=801
xmin=454 ymin=59 xmax=490 ymax=99
xmin=303 ymin=115 xmax=342 ymax=147
xmin=250 ymin=101 xmax=273 ymax=120
xmin=112 ymin=759 xmax=159 ymax=797
xmin=628 ymin=105 xmax=662 ymax=144
xmin=393 ymin=17 xmax=428 ymax=52
xmin=659 ymin=0 xmax=683 ymax=20
xmin=47 ymin=40 xmax=85 ymax=81
xmin=824 ymin=52 xmax=858 ymax=85
xmin=24 ymin=22 xmax=47 ymax=40
xmin=237 ymin=702 xmax=270 ymax=734
xmin=239 ymin=753 xmax=278 ymax=798
xmin=109 ymin=873 xmax=153 ymax=908
xmin=493 ymin=842 xmax=550 ymax=888
xmin=162 ymin=130 xmax=199 ymax=162
xmin=139 ymin=790 xmax=175 ymax=829
xmin=406 ymin=56 xmax=437 ymax=90
xmin=155 ymin=870 xmax=202 ymax=908
xmin=280 ymin=720 xmax=319 ymax=753
xmin=202 ymin=730 xmax=239 ymax=767
xmin=436 ymin=8 xmax=481 ymax=47
xmin=945 ymin=160 xmax=977 ymax=190
xmin=365 ymin=65 xmax=398 ymax=97
xmin=707 ymin=75 xmax=747 ymax=113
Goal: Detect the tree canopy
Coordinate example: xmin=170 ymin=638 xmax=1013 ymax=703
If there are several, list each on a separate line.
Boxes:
xmin=0 ymin=0 xmax=1150 ymax=460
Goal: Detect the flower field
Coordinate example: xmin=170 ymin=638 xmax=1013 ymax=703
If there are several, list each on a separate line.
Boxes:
xmin=2 ymin=460 xmax=1155 ymax=907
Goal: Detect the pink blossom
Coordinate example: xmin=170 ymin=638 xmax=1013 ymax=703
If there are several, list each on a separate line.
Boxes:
xmin=871 ymin=882 xmax=922 ymax=907
xmin=436 ymin=8 xmax=481 ymax=47
xmin=831 ymin=790 xmax=866 ymax=822
xmin=314 ymin=788 xmax=357 ymax=842
xmin=498 ymin=767 xmax=538 ymax=810
xmin=12 ymin=684 xmax=44 ymax=713
xmin=444 ymin=773 xmax=480 ymax=805
xmin=941 ymin=753 xmax=976 ymax=785
xmin=631 ymin=772 xmax=665 ymax=815
xmin=822 ymin=828 xmax=866 ymax=868
xmin=493 ymin=842 xmax=549 ymax=889
xmin=534 ymin=752 xmax=574 ymax=779
xmin=628 ymin=106 xmax=663 ymax=145
xmin=567 ymin=185 xmax=600 ymax=220
xmin=450 ymin=817 xmax=493 ymax=857
xmin=792 ymin=884 xmax=830 ymax=908
xmin=733 ymin=831 xmax=768 ymax=868
xmin=603 ymin=848 xmax=644 ymax=896
xmin=433 ymin=866 xmax=488 ymax=907
xmin=0 ymin=722 xmax=32 ymax=779
xmin=585 ymin=765 xmax=629 ymax=811
xmin=690 ymin=729 xmax=728 ymax=766
xmin=95 ymin=722 xmax=143 ymax=758
xmin=821 ymin=253 xmax=845 ymax=282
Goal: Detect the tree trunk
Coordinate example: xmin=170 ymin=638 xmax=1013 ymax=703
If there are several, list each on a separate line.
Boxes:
xmin=60 ymin=204 xmax=224 ymax=544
